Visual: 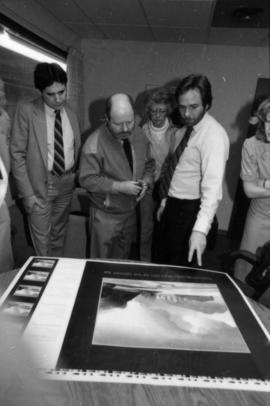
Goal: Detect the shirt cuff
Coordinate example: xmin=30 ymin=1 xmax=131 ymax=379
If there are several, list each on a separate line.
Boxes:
xmin=192 ymin=216 xmax=211 ymax=235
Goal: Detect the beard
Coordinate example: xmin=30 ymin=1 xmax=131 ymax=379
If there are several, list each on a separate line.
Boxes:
xmin=182 ymin=108 xmax=207 ymax=127
xmin=117 ymin=131 xmax=131 ymax=139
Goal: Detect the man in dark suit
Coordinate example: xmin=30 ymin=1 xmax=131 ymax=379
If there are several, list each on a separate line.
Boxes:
xmin=11 ymin=63 xmax=81 ymax=256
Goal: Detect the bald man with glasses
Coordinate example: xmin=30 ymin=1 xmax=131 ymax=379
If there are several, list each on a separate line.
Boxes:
xmin=79 ymin=93 xmax=155 ymax=259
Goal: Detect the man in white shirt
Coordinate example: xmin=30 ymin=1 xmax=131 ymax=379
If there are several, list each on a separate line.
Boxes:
xmin=157 ymin=74 xmax=229 ymax=267
xmin=11 ymin=63 xmax=81 ymax=256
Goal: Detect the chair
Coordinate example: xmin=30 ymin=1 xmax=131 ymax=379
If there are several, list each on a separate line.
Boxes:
xmin=222 ymin=241 xmax=270 ymax=302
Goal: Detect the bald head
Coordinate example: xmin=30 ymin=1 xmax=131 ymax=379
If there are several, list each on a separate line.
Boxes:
xmin=106 ymin=93 xmax=134 ymax=118
xmin=106 ymin=93 xmax=135 ymax=139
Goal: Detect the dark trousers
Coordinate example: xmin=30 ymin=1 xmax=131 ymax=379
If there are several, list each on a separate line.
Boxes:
xmin=157 ymin=197 xmax=200 ymax=266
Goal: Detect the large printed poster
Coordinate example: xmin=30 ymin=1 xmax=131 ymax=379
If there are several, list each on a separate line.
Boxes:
xmin=0 ymin=257 xmax=270 ymax=390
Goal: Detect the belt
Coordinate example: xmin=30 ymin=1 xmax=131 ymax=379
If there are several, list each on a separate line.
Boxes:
xmin=49 ymin=168 xmax=74 ymax=177
xmin=168 ymin=196 xmax=200 ymax=203
xmin=167 ymin=196 xmax=200 ymax=208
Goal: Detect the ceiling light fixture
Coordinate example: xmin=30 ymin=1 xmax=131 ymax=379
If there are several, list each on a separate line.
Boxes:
xmin=0 ymin=30 xmax=66 ymax=70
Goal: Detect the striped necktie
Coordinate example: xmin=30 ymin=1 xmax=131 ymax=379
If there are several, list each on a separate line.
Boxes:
xmin=52 ymin=109 xmax=65 ymax=176
xmin=159 ymin=126 xmax=193 ymax=199
xmin=122 ymin=138 xmax=133 ymax=172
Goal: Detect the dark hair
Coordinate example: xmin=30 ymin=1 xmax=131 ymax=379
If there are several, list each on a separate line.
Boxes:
xmin=175 ymin=74 xmax=213 ymax=109
xmin=105 ymin=93 xmax=134 ymax=119
xmin=34 ymin=63 xmax=67 ymax=92
xmin=145 ymin=87 xmax=174 ymax=116
xmin=250 ymin=97 xmax=270 ymax=142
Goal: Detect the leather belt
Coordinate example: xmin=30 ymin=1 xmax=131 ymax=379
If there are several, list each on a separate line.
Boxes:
xmin=49 ymin=168 xmax=74 ymax=177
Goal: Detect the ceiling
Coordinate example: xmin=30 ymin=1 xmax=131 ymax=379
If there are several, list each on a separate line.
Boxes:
xmin=35 ymin=0 xmax=269 ymax=47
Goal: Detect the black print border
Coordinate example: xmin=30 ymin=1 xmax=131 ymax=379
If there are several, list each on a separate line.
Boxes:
xmin=57 ymin=261 xmax=270 ymax=382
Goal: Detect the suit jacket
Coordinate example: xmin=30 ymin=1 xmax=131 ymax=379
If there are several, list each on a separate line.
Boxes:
xmin=11 ymin=97 xmax=81 ymax=201
xmin=79 ymin=122 xmax=155 ymax=214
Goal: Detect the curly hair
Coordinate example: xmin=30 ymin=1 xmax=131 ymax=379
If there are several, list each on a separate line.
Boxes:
xmin=249 ymin=97 xmax=270 ymax=142
xmin=145 ymin=87 xmax=174 ymax=116
xmin=105 ymin=93 xmax=134 ymax=119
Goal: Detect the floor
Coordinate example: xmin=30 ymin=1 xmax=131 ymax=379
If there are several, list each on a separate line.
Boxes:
xmin=10 ymin=204 xmax=35 ymax=269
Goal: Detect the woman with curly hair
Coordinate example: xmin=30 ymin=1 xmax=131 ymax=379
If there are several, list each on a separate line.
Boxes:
xmin=139 ymin=87 xmax=180 ymax=262
xmin=235 ymin=97 xmax=270 ymax=281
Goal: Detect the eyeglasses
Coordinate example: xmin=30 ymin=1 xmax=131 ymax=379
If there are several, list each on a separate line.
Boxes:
xmin=150 ymin=109 xmax=167 ymax=115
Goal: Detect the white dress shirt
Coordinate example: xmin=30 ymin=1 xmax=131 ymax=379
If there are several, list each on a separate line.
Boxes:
xmin=0 ymin=156 xmax=8 ymax=207
xmin=169 ymin=112 xmax=229 ymax=234
xmin=44 ymin=103 xmax=75 ymax=172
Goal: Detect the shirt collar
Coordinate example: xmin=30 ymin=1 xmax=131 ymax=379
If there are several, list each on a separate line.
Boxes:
xmin=44 ymin=102 xmax=64 ymax=116
xmin=192 ymin=112 xmax=208 ymax=134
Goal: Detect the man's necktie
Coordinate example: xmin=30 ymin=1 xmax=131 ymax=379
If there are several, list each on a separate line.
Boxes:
xmin=52 ymin=109 xmax=65 ymax=176
xmin=159 ymin=126 xmax=193 ymax=199
xmin=122 ymin=138 xmax=133 ymax=172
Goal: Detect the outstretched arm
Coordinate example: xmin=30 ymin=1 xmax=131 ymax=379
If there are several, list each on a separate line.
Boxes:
xmin=189 ymin=129 xmax=229 ymax=266
xmin=188 ymin=231 xmax=207 ymax=266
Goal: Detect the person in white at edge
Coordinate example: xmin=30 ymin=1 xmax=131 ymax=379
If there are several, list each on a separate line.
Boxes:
xmin=0 ymin=77 xmax=14 ymax=271
xmin=157 ymin=74 xmax=229 ymax=267
xmin=0 ymin=155 xmax=13 ymax=271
